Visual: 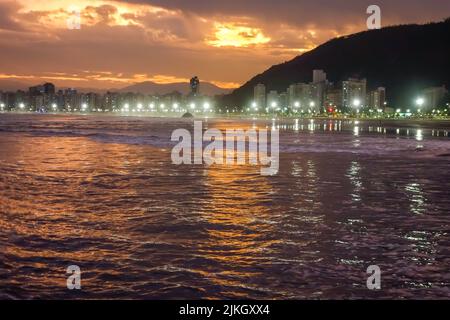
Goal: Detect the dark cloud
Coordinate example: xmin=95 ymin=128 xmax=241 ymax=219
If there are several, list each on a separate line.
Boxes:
xmin=117 ymin=0 xmax=450 ymax=28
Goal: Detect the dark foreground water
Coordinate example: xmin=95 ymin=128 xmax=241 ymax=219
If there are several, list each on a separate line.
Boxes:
xmin=0 ymin=114 xmax=449 ymax=299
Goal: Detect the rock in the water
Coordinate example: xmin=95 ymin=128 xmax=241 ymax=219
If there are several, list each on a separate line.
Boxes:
xmin=182 ymin=112 xmax=193 ymax=118
xmin=415 ymin=146 xmax=424 ymax=152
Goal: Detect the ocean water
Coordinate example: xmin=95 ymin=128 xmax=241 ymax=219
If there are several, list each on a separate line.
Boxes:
xmin=0 ymin=114 xmax=449 ymax=299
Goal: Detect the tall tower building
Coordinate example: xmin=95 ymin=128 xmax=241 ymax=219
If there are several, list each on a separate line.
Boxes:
xmin=267 ymin=90 xmax=279 ymax=108
xmin=342 ymin=78 xmax=367 ymax=109
xmin=422 ymin=85 xmax=447 ymax=110
xmin=190 ymin=76 xmax=200 ymax=96
xmin=254 ymin=83 xmax=266 ymax=109
xmin=311 ymin=70 xmax=328 ymax=111
xmin=368 ymin=87 xmax=386 ymax=110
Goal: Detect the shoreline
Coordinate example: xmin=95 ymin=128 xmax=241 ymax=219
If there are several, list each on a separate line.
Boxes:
xmin=1 ymin=111 xmax=450 ymax=129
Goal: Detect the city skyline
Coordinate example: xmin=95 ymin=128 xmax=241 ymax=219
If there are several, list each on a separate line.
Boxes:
xmin=1 ymin=0 xmax=450 ymax=90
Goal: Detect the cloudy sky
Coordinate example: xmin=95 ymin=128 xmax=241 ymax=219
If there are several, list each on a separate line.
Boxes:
xmin=0 ymin=0 xmax=449 ymax=89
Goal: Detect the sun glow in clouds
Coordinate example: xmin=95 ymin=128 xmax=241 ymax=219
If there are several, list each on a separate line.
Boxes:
xmin=208 ymin=23 xmax=271 ymax=47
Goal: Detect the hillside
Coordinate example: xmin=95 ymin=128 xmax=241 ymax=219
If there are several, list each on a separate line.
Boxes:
xmin=221 ymin=18 xmax=450 ymax=108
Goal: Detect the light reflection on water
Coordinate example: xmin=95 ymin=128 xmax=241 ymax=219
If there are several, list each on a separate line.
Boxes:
xmin=0 ymin=114 xmax=449 ymax=299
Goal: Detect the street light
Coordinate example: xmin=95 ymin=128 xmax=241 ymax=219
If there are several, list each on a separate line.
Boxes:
xmin=416 ymin=97 xmax=424 ymax=107
xmin=271 ymin=102 xmax=277 ymax=108
xmin=203 ymin=102 xmax=210 ymax=111
xmin=352 ymin=99 xmax=361 ymax=108
xmin=82 ymin=103 xmax=88 ymax=112
xmin=294 ymin=101 xmax=300 ymax=108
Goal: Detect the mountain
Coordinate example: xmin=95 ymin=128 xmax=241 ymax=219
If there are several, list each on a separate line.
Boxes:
xmin=221 ymin=18 xmax=450 ymax=108
xmin=0 ymin=81 xmax=231 ymax=96
xmin=119 ymin=81 xmax=231 ymax=96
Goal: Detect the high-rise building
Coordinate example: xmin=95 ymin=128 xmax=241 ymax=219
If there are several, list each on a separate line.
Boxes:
xmin=4 ymin=92 xmax=16 ymax=109
xmin=254 ymin=83 xmax=266 ymax=109
xmin=279 ymin=92 xmax=288 ymax=108
xmin=288 ymin=83 xmax=311 ymax=109
xmin=422 ymin=85 xmax=447 ymax=110
xmin=43 ymin=83 xmax=55 ymax=95
xmin=29 ymin=83 xmax=55 ymax=96
xmin=342 ymin=78 xmax=367 ymax=109
xmin=267 ymin=90 xmax=279 ymax=108
xmin=368 ymin=87 xmax=386 ymax=110
xmin=326 ymin=88 xmax=343 ymax=108
xmin=84 ymin=93 xmax=99 ymax=112
xmin=311 ymin=70 xmax=328 ymax=111
xmin=30 ymin=95 xmax=44 ymax=110
xmin=310 ymin=83 xmax=327 ymax=111
xmin=313 ymin=70 xmax=327 ymax=84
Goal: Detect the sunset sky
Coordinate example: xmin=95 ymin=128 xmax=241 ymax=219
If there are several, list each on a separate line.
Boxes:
xmin=0 ymin=0 xmax=449 ymax=89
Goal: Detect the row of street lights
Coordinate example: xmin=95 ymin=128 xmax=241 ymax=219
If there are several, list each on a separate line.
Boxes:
xmin=250 ymin=96 xmax=429 ymax=113
xmin=0 ymin=101 xmax=212 ymax=113
xmin=119 ymin=102 xmax=212 ymax=113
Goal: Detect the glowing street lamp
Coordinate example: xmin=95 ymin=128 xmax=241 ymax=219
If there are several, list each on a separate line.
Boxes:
xmin=81 ymin=103 xmax=88 ymax=112
xmin=294 ymin=101 xmax=300 ymax=108
xmin=52 ymin=103 xmax=57 ymax=111
xmin=190 ymin=103 xmax=196 ymax=110
xmin=352 ymin=99 xmax=361 ymax=108
xmin=416 ymin=97 xmax=424 ymax=106
xmin=19 ymin=103 xmax=25 ymax=110
xmin=271 ymin=102 xmax=277 ymax=108
xmin=137 ymin=103 xmax=143 ymax=111
xmin=203 ymin=102 xmax=210 ymax=111
xmin=1 ymin=103 xmax=5 ymax=111
xmin=173 ymin=103 xmax=179 ymax=110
